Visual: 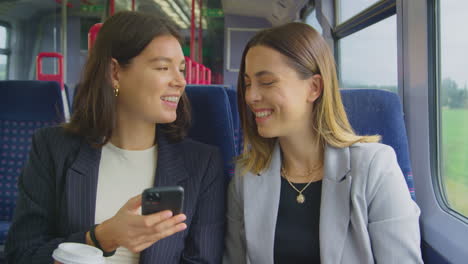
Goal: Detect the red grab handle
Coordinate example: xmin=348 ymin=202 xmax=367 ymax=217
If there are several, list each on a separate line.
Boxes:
xmin=88 ymin=23 xmax=103 ymax=51
xmin=185 ymin=56 xmax=193 ymax=84
xmin=199 ymin=64 xmax=206 ymax=84
xmin=36 ymin=52 xmax=64 ymax=91
xmin=206 ymin=68 xmax=211 ymax=84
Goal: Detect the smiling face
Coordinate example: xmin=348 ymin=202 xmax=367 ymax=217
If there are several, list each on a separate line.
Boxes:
xmin=244 ymin=45 xmax=321 ymax=138
xmin=112 ymin=35 xmax=186 ymax=125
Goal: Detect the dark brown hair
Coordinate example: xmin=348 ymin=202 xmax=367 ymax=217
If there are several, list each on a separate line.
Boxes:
xmin=64 ymin=11 xmax=191 ymax=146
xmin=236 ymin=22 xmax=379 ymax=173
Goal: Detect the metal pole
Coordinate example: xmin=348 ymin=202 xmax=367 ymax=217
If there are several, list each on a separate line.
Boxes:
xmin=61 ymin=0 xmax=70 ymax=121
xmin=198 ymin=0 xmax=202 ymax=64
xmin=61 ymin=0 xmax=67 ymax=83
xmin=190 ymin=0 xmax=195 ymax=61
xmin=110 ymin=0 xmax=115 ymax=16
xmin=132 ymin=0 xmax=135 ymax=11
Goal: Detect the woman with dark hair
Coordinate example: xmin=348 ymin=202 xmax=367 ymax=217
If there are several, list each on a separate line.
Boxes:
xmin=223 ymin=22 xmax=422 ymax=263
xmin=6 ymin=11 xmax=225 ymax=264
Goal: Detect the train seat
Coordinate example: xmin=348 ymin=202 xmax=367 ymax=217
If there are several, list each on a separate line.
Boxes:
xmin=219 ymin=88 xmax=415 ymax=199
xmin=225 ymin=87 xmax=243 ymax=156
xmin=341 ymin=89 xmax=415 ymax=200
xmin=185 ymin=85 xmax=237 ymax=179
xmin=64 ymin=84 xmax=73 ymax=112
xmin=0 ymin=81 xmax=64 ymax=248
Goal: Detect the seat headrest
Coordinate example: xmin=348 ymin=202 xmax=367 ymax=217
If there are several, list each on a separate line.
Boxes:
xmin=186 ymin=85 xmax=237 ymax=178
xmin=341 ymin=89 xmax=414 ymax=199
xmin=0 ymin=81 xmax=64 ymax=121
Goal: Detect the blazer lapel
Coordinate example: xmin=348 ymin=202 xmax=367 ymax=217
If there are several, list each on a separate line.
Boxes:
xmin=243 ymin=142 xmax=282 ymax=264
xmin=140 ymin=131 xmax=189 ymax=264
xmin=153 ymin=132 xmax=189 ymax=187
xmin=320 ymin=145 xmax=352 ymax=264
xmin=65 ymin=142 xmax=101 ymax=231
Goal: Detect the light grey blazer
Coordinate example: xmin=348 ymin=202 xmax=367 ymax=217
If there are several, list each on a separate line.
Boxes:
xmin=223 ymin=142 xmax=423 ymax=264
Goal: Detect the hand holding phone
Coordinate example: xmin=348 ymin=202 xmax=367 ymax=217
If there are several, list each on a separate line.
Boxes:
xmin=142 ymin=186 xmax=184 ymax=215
xmin=95 ymin=194 xmax=187 ymax=254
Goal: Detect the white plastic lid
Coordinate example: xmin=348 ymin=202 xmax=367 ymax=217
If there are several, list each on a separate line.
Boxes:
xmin=52 ymin=242 xmax=105 ymax=264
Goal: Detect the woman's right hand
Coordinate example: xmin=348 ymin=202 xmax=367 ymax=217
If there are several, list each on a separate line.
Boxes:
xmin=90 ymin=194 xmax=187 ymax=253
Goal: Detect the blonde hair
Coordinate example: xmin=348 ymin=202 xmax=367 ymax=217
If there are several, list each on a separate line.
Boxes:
xmin=236 ymin=22 xmax=380 ymax=174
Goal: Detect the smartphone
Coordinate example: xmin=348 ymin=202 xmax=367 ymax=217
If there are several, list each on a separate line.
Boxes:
xmin=142 ymin=186 xmax=184 ymax=215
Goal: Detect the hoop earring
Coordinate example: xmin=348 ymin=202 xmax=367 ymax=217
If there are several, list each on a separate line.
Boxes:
xmin=114 ymin=83 xmax=119 ymax=97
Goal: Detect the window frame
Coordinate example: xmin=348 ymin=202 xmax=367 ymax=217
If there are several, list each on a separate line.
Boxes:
xmin=334 ymin=0 xmax=396 ymax=35
xmin=430 ymin=0 xmax=468 ymax=223
xmin=401 ymin=0 xmax=468 ymax=262
xmin=0 ymin=21 xmax=12 ymax=80
xmin=334 ymin=0 xmax=468 ymax=261
xmin=333 ymin=0 xmax=397 ymax=93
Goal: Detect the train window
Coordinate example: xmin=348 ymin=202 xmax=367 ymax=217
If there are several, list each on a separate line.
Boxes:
xmin=337 ymin=0 xmax=380 ymax=23
xmin=0 ymin=23 xmax=9 ymax=80
xmin=339 ymin=15 xmax=397 ymax=93
xmin=115 ymin=0 xmax=132 ymax=12
xmin=0 ymin=54 xmax=6 ymax=80
xmin=305 ymin=9 xmax=323 ymax=35
xmin=0 ymin=25 xmax=7 ymax=49
xmin=438 ymin=0 xmax=468 ymax=218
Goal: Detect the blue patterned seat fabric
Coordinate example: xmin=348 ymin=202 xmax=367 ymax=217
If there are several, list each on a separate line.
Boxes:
xmin=0 ymin=81 xmax=64 ymax=247
xmin=64 ymin=84 xmax=73 ymax=112
xmin=185 ymin=85 xmax=237 ymax=179
xmin=341 ymin=89 xmax=415 ymax=200
xmin=225 ymin=88 xmax=242 ymax=156
xmin=223 ymin=88 xmax=415 ymax=200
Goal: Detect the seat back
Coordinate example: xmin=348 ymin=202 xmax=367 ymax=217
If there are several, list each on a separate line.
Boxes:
xmin=340 ymin=89 xmax=415 ymax=200
xmin=0 ymin=81 xmax=64 ymax=226
xmin=64 ymin=84 xmax=73 ymax=112
xmin=225 ymin=88 xmax=242 ymax=156
xmin=185 ymin=85 xmax=236 ymax=179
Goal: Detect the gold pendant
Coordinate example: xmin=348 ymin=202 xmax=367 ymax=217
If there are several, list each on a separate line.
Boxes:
xmin=297 ymin=194 xmax=305 ymax=204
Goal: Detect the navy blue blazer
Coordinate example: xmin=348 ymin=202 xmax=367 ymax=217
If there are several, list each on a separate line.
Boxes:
xmin=5 ymin=126 xmax=226 ymax=263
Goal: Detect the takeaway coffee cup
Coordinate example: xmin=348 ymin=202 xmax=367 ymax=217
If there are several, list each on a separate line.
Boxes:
xmin=52 ymin=242 xmax=105 ymax=264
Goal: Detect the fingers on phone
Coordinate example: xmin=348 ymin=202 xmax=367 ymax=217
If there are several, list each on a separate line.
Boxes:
xmin=127 ymin=215 xmax=187 ymax=252
xmin=153 ymin=222 xmax=187 ymax=242
xmin=142 ymin=210 xmax=173 ymax=227
xmin=174 ymin=214 xmax=187 ymax=222
xmin=126 ymin=195 xmax=142 ymax=211
xmin=153 ymin=214 xmax=186 ymax=232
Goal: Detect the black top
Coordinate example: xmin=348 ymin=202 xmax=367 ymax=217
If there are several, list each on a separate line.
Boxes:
xmin=274 ymin=177 xmax=322 ymax=264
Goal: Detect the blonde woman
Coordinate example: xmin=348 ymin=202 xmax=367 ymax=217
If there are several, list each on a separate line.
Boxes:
xmin=223 ymin=22 xmax=423 ymax=264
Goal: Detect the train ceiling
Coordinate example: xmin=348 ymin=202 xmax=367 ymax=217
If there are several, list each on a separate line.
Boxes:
xmin=0 ymin=0 xmax=216 ymax=30
xmin=222 ymin=0 xmax=308 ymax=25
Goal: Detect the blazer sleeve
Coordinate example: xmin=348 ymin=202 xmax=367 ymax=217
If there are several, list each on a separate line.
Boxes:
xmin=181 ymin=148 xmax=226 ymax=264
xmin=223 ymin=167 xmax=247 ymax=264
xmin=366 ymin=145 xmax=423 ymax=263
xmin=5 ymin=129 xmax=86 ymax=264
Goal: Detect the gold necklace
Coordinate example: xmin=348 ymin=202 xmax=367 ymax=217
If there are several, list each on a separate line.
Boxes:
xmin=281 ymin=166 xmax=320 ymax=204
